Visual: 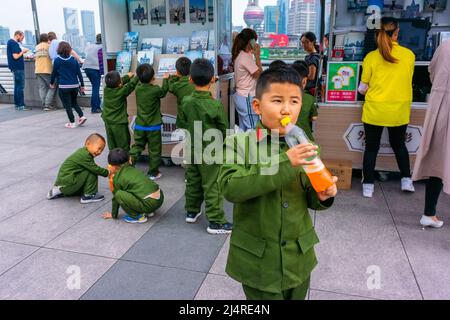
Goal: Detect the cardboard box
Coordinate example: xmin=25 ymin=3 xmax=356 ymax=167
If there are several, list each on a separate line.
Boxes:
xmin=323 ymin=159 xmax=353 ymax=190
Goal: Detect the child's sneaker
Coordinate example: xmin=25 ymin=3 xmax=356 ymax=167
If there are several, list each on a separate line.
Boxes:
xmin=149 ymin=172 xmax=162 ymax=181
xmin=207 ymin=222 xmax=233 ymax=235
xmin=80 ymin=193 xmax=105 ymax=204
xmin=47 ymin=186 xmax=63 ymax=200
xmin=186 ymin=211 xmax=202 ymax=223
xmin=123 ymin=214 xmax=148 ymax=224
xmin=65 ymin=122 xmax=78 ymax=129
xmin=78 ymin=116 xmax=87 ymax=126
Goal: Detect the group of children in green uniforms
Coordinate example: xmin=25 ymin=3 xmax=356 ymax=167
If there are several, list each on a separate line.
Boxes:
xmin=46 ymin=57 xmax=338 ymax=299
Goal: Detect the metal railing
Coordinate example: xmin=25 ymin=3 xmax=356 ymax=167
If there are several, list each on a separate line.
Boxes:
xmin=0 ymin=64 xmax=103 ymax=96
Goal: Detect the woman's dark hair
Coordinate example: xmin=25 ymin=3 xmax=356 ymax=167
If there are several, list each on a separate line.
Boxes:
xmin=136 ymin=63 xmax=155 ymax=83
xmin=377 ymin=17 xmax=399 ymax=64
xmin=48 ymin=32 xmax=57 ymax=41
xmin=57 ymin=41 xmax=72 ymax=58
xmin=232 ymin=28 xmax=258 ymax=62
xmin=301 ymin=32 xmax=320 ymax=52
xmin=39 ymin=33 xmax=49 ymax=43
xmin=96 ymin=34 xmax=102 ymax=44
xmin=255 ymin=66 xmax=302 ymax=99
xmin=108 ymin=148 xmax=129 ymax=166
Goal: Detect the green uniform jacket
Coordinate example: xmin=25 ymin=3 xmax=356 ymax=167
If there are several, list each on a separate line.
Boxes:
xmin=102 ymin=75 xmax=139 ymax=124
xmin=56 ymin=147 xmax=109 ymax=187
xmin=178 ymin=90 xmax=228 ymax=162
xmin=218 ymin=125 xmax=334 ymax=293
xmin=111 ymin=164 xmax=160 ymax=218
xmin=135 ymin=79 xmax=169 ymax=127
xmin=168 ymin=76 xmax=195 ymax=129
xmin=296 ymin=93 xmax=318 ymax=142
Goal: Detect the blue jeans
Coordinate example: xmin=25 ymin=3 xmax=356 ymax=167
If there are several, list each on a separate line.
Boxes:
xmin=233 ymin=93 xmax=259 ymax=132
xmin=84 ymin=68 xmax=101 ymax=112
xmin=13 ymin=70 xmax=25 ymax=107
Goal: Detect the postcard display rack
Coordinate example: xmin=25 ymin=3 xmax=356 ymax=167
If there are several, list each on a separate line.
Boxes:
xmin=314 ymin=0 xmax=450 ymax=172
xmin=99 ymin=0 xmax=233 ymax=159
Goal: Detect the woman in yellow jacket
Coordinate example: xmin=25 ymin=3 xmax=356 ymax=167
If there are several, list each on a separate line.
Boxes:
xmin=358 ymin=17 xmax=415 ymax=198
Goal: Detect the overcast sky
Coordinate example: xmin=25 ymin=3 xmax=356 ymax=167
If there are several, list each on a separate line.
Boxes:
xmin=0 ymin=0 xmax=277 ymax=40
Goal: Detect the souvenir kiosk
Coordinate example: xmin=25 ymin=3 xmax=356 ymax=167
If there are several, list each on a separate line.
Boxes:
xmin=99 ymin=0 xmax=233 ymax=160
xmin=316 ymin=0 xmax=450 ymax=171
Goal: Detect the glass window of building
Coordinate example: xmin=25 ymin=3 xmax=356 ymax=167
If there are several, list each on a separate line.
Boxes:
xmin=35 ymin=0 xmax=102 ymax=57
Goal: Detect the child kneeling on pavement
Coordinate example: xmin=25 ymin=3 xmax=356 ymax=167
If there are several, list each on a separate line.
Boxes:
xmin=102 ymin=148 xmax=164 ymax=224
xmin=47 ymin=133 xmax=108 ymax=203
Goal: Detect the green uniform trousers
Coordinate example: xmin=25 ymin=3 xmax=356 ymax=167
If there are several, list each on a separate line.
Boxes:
xmin=243 ymin=277 xmax=310 ymax=300
xmin=60 ymin=171 xmax=98 ymax=197
xmin=130 ymin=130 xmax=162 ymax=176
xmin=105 ymin=123 xmax=131 ymax=151
xmin=115 ymin=189 xmax=164 ymax=219
xmin=185 ymin=164 xmax=227 ymax=224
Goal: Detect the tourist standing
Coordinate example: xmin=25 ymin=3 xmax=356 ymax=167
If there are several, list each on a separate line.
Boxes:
xmin=413 ymin=40 xmax=450 ymax=229
xmin=231 ymin=28 xmax=262 ymax=132
xmin=301 ymin=32 xmax=321 ymax=96
xmin=7 ymin=30 xmax=30 ymax=111
xmin=83 ymin=34 xmax=104 ymax=113
xmin=35 ymin=33 xmax=56 ymax=111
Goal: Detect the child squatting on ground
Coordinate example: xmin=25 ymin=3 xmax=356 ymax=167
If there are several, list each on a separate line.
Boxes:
xmin=47 ymin=133 xmax=108 ymax=204
xmin=218 ymin=67 xmax=338 ymax=300
xmin=102 ymin=70 xmax=139 ymax=152
xmin=129 ymin=63 xmax=169 ymax=181
xmin=103 ymin=148 xmax=164 ymax=224
xmin=177 ymin=58 xmax=233 ymax=235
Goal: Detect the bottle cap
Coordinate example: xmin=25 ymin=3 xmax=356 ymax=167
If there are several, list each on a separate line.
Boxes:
xmin=280 ymin=117 xmax=292 ymax=127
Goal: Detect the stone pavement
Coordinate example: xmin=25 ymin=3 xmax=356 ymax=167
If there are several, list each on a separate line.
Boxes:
xmin=0 ymin=103 xmax=449 ymax=300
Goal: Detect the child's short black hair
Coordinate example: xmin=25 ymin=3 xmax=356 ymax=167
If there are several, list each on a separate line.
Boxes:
xmin=291 ymin=60 xmax=309 ymax=78
xmin=108 ymin=148 xmax=130 ymax=166
xmin=176 ymin=57 xmax=192 ymax=76
xmin=105 ymin=71 xmax=122 ymax=88
xmin=255 ymin=67 xmax=302 ymax=99
xmin=136 ymin=63 xmax=155 ymax=83
xmin=269 ymin=60 xmax=287 ymax=69
xmin=190 ymin=58 xmax=214 ymax=87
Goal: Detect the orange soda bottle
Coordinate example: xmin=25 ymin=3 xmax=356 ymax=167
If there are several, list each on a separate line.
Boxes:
xmin=281 ymin=116 xmax=334 ymax=193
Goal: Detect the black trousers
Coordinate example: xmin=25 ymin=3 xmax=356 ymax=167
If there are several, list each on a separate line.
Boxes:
xmin=59 ymin=88 xmax=83 ymax=123
xmin=363 ymin=123 xmax=411 ymax=184
xmin=425 ymin=177 xmax=443 ymax=216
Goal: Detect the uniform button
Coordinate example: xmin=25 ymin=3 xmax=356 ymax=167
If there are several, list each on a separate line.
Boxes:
xmin=281 ymin=241 xmax=287 ymax=247
xmin=283 ymin=202 xmax=289 ymax=209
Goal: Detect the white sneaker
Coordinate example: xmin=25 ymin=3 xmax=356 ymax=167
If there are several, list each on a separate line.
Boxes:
xmin=420 ymin=215 xmax=444 ymax=228
xmin=65 ymin=122 xmax=78 ymax=129
xmin=401 ymin=178 xmax=415 ymax=192
xmin=47 ymin=186 xmax=63 ymax=200
xmin=362 ymin=183 xmax=374 ymax=198
xmin=78 ymin=116 xmax=87 ymax=126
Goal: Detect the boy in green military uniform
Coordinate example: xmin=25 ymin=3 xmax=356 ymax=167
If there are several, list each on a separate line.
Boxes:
xmin=292 ymin=60 xmax=319 ymax=141
xmin=129 ymin=64 xmax=169 ymax=181
xmin=102 ymin=71 xmax=139 ymax=151
xmin=167 ymin=57 xmax=195 ymax=129
xmin=218 ymin=67 xmax=338 ymax=300
xmin=179 ymin=58 xmax=232 ymax=234
xmin=47 ymin=133 xmax=108 ymax=204
xmin=102 ymin=148 xmax=164 ymax=224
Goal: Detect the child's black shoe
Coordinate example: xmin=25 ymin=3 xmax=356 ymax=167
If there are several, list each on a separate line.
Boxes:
xmin=207 ymin=222 xmax=233 ymax=235
xmin=80 ymin=193 xmax=105 ymax=204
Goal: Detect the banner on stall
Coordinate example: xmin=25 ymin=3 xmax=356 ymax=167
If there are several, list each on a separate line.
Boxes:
xmin=326 ymin=62 xmax=359 ymax=103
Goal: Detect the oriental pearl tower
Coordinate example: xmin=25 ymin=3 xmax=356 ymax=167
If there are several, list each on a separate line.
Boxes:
xmin=244 ymin=0 xmax=264 ymax=36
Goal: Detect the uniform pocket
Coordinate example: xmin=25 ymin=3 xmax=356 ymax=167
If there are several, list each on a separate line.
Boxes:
xmin=297 ymin=228 xmax=320 ymax=254
xmin=230 ymin=229 xmax=266 ymax=258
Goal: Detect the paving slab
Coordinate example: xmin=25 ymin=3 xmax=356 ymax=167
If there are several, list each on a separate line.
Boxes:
xmin=0 ymin=248 xmax=116 ymax=300
xmin=0 ymin=194 xmax=111 ymax=246
xmin=209 ymin=236 xmax=230 ymax=276
xmin=309 ymin=289 xmax=375 ymax=300
xmin=195 ymin=274 xmax=245 ymax=300
xmin=82 ymin=260 xmax=205 ymax=300
xmin=0 ymin=241 xmax=38 ymax=276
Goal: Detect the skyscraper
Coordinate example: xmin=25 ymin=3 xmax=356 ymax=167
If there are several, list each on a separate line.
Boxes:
xmin=288 ymin=0 xmax=319 ymax=36
xmin=24 ymin=30 xmax=35 ymax=46
xmin=264 ymin=6 xmax=279 ymax=33
xmin=0 ymin=26 xmax=10 ymax=45
xmin=81 ymin=10 xmax=96 ymax=44
xmin=64 ymin=7 xmax=80 ymax=36
xmin=277 ymin=0 xmax=289 ymax=35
